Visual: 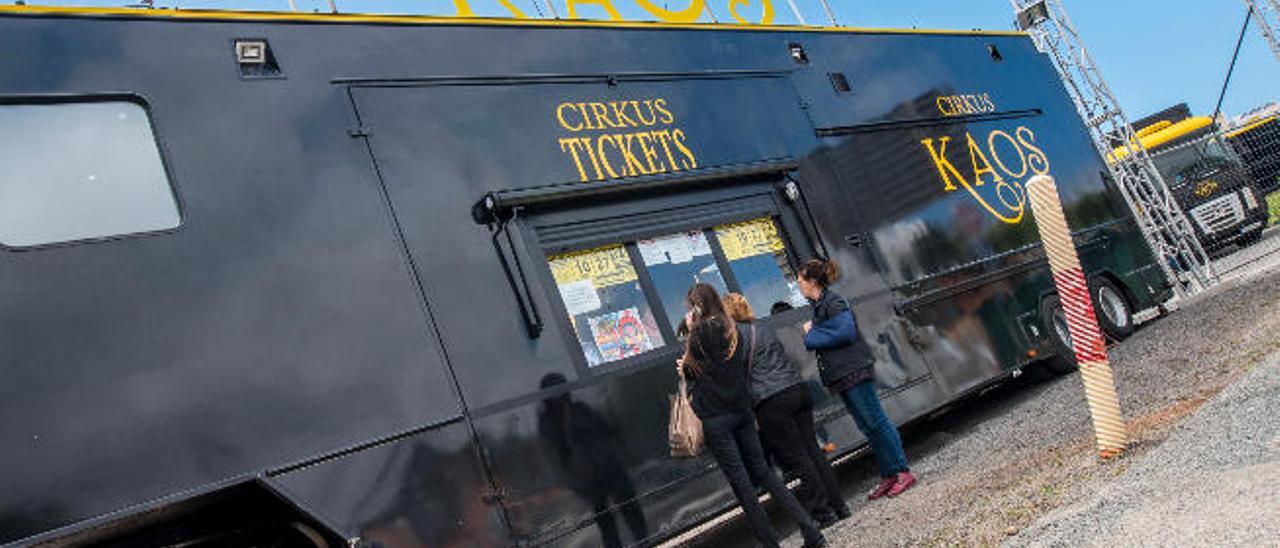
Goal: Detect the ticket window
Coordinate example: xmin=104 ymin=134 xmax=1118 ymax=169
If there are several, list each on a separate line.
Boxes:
xmin=714 ymin=218 xmax=807 ymax=316
xmin=547 ymin=244 xmax=664 ymax=368
xmin=545 ymin=216 xmax=806 ymax=369
xmin=637 ymin=230 xmax=728 ymax=334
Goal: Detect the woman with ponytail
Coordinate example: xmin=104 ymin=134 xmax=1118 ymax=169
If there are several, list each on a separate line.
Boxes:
xmin=797 ymin=259 xmax=916 ymax=500
xmin=678 ymin=284 xmax=826 ymax=548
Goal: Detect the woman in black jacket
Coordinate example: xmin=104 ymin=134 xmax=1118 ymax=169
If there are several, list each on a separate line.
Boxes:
xmin=723 ymin=293 xmax=851 ymax=528
xmin=798 ymin=259 xmax=917 ymax=500
xmin=678 ymin=284 xmax=825 ymax=548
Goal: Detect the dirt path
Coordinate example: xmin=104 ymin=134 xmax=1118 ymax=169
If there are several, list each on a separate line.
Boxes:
xmin=686 ymin=261 xmax=1280 ymax=548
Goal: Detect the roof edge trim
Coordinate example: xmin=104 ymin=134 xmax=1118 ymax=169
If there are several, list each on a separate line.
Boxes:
xmin=0 ymin=4 xmax=1028 ymax=36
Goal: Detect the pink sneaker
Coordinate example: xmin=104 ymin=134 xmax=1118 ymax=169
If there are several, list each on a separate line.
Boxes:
xmin=886 ymin=471 xmax=916 ymax=497
xmin=867 ymin=477 xmax=895 ymax=500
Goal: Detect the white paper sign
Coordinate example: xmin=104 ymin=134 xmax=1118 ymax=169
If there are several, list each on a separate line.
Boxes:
xmin=688 ymin=231 xmax=712 ymax=256
xmin=637 ymin=239 xmax=668 ymax=266
xmin=559 ymin=279 xmax=602 ymax=316
xmin=664 ymin=237 xmax=694 ymax=264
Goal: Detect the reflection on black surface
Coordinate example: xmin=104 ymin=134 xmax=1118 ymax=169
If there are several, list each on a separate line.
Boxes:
xmin=357 ymin=440 xmax=501 ymax=548
xmin=537 ymin=374 xmax=649 ymax=548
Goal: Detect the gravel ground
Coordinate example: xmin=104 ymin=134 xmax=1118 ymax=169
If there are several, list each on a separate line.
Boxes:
xmin=682 ymin=253 xmax=1280 ymax=548
xmin=1007 ymin=352 xmax=1280 ymax=547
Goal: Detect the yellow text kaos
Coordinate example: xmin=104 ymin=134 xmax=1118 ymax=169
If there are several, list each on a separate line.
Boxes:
xmin=460 ymin=0 xmax=778 ymax=24
xmin=556 ymin=98 xmax=699 ymax=182
xmin=920 ymin=126 xmax=1050 ymax=224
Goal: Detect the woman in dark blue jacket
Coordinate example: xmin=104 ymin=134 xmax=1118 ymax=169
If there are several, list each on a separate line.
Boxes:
xmin=797 ymin=259 xmax=917 ymax=500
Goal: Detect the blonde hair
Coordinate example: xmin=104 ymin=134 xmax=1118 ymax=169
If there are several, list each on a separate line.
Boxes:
xmin=722 ymin=293 xmax=755 ymax=323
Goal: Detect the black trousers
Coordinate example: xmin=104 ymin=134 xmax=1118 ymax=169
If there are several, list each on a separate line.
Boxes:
xmin=756 ymin=384 xmax=846 ymax=517
xmin=701 ymin=410 xmax=822 ymax=548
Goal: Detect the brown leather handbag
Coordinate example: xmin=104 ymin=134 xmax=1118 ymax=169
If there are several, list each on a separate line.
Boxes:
xmin=668 ymin=373 xmax=704 ymax=457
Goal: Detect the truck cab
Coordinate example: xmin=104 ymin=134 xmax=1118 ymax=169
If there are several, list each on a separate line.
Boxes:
xmin=1122 ymin=105 xmax=1268 ymax=252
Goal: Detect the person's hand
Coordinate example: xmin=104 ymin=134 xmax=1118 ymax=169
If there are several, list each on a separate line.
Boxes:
xmin=802 ymin=320 xmax=812 ymax=333
xmin=675 ymin=358 xmax=684 ymax=375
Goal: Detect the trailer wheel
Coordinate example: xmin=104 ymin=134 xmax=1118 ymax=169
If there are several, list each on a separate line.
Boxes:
xmin=1039 ymin=296 xmax=1077 ymax=375
xmin=1239 ymin=228 xmax=1264 ymax=247
xmin=1092 ymin=277 xmax=1134 ymax=341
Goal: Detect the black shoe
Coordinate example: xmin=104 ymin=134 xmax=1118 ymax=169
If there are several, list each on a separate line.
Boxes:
xmin=802 ymin=533 xmax=828 ymax=548
xmin=832 ymin=503 xmax=852 ymax=521
xmin=812 ymin=509 xmax=838 ymax=529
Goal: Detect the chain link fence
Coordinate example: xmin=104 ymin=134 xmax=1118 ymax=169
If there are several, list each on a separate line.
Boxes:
xmin=1210 ymin=114 xmax=1280 ymax=279
xmin=1127 ymin=107 xmax=1280 ymax=286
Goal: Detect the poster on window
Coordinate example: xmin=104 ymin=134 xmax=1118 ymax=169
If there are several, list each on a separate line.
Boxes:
xmin=587 ymin=307 xmax=655 ymax=363
xmin=716 ymin=218 xmax=785 ymax=261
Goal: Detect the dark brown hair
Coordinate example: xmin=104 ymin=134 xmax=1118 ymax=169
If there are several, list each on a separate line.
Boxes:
xmin=681 ymin=284 xmax=736 ymax=376
xmin=684 ymin=316 xmax=738 ymax=378
xmin=685 ymin=283 xmax=729 ymax=323
xmin=797 ymin=258 xmax=841 ymax=288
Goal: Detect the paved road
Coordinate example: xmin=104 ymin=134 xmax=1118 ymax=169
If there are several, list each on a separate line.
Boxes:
xmin=1212 ymin=225 xmax=1280 ymax=281
xmin=1008 ymin=353 xmax=1280 ymax=548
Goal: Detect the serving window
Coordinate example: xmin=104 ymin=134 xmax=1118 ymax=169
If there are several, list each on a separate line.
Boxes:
xmin=547 ymin=244 xmax=664 ymax=368
xmin=544 ymin=216 xmax=805 ymax=369
xmin=637 ymin=230 xmax=728 ymax=334
xmin=714 ymin=218 xmax=808 ymax=315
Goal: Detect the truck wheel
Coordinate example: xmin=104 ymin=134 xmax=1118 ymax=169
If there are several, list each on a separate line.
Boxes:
xmin=1092 ymin=277 xmax=1134 ymax=341
xmin=1039 ymin=296 xmax=1077 ymax=375
xmin=1239 ymin=228 xmax=1264 ymax=247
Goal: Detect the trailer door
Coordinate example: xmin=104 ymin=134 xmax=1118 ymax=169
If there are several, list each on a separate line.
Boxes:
xmin=344 ymin=73 xmax=825 ymax=542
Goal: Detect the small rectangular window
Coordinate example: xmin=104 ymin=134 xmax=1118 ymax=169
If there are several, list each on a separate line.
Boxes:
xmin=637 ymin=230 xmax=729 ymax=333
xmin=0 ymin=100 xmax=180 ymax=247
xmin=547 ymin=244 xmax=663 ymax=367
xmin=714 ymin=218 xmax=806 ymax=315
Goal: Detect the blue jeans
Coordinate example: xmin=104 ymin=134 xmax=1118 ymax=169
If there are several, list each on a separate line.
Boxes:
xmin=838 ymin=380 xmax=909 ymax=478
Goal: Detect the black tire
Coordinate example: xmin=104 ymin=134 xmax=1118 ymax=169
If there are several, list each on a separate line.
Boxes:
xmin=1239 ymin=228 xmax=1264 ymax=247
xmin=1091 ymin=277 xmax=1134 ymax=341
xmin=1039 ymin=295 xmax=1077 ymax=375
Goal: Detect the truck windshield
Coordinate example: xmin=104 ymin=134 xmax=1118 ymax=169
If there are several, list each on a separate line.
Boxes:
xmin=1151 ymin=137 xmax=1235 ymax=188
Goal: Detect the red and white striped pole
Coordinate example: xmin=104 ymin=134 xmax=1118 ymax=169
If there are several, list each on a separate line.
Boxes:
xmin=1027 ymin=175 xmax=1128 ymax=459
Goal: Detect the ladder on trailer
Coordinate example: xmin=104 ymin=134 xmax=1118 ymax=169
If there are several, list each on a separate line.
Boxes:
xmin=1243 ymin=0 xmax=1280 ymax=64
xmin=1009 ymin=0 xmax=1217 ymax=297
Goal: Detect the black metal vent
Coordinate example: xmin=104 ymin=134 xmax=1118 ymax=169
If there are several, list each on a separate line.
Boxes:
xmin=829 ymin=72 xmax=851 ymax=93
xmin=988 ymin=44 xmax=1004 ymax=62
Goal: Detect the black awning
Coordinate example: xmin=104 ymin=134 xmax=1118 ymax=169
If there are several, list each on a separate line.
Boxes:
xmin=471 ymin=158 xmax=798 ymax=224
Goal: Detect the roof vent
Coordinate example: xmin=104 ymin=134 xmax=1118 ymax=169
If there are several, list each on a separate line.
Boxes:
xmin=829 ymin=72 xmax=851 ymax=94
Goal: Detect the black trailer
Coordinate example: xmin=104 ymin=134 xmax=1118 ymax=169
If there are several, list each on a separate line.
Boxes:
xmin=0 ymin=6 xmax=1170 ymax=547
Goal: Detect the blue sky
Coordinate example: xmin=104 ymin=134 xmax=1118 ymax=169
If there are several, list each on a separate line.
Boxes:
xmin=838 ymin=1 xmax=1277 ymax=121
xmin=47 ymin=0 xmax=1278 ymax=119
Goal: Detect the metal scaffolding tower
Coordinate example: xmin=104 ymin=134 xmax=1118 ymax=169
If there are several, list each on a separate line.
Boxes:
xmin=1244 ymin=0 xmax=1280 ymax=63
xmin=1010 ymin=0 xmax=1216 ymax=297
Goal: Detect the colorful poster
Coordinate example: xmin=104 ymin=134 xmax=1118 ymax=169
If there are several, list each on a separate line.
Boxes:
xmin=587 ymin=307 xmax=654 ymax=363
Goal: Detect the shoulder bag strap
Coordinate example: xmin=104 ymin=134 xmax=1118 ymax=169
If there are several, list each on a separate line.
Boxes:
xmin=747 ymin=325 xmax=757 ymax=377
